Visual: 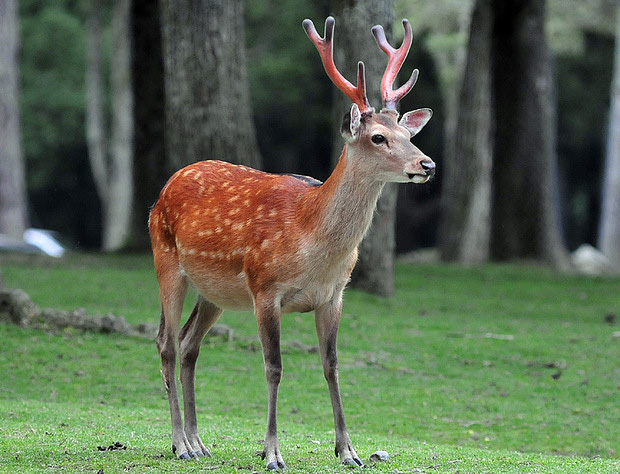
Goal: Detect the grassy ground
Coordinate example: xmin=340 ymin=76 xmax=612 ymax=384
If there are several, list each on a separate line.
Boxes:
xmin=0 ymin=253 xmax=619 ymax=473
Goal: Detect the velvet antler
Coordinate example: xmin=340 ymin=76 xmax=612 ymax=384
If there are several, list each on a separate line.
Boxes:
xmin=303 ymin=16 xmax=373 ymax=114
xmin=372 ymin=19 xmax=419 ymax=110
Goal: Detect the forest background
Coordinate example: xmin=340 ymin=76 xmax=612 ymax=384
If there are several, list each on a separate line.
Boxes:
xmin=1 ymin=0 xmax=619 ymax=290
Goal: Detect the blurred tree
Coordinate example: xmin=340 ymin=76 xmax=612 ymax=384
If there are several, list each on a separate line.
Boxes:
xmin=330 ymin=0 xmax=397 ymax=297
xmin=438 ymin=0 xmax=492 ymax=264
xmin=86 ymin=0 xmax=133 ymax=252
xmin=108 ymin=0 xmax=133 ymax=250
xmin=599 ymin=4 xmax=620 ymax=267
xmin=130 ymin=0 xmax=167 ymax=249
xmin=491 ymin=0 xmax=570 ymax=269
xmin=0 ymin=0 xmax=28 ymax=239
xmin=160 ymin=0 xmax=261 ymax=170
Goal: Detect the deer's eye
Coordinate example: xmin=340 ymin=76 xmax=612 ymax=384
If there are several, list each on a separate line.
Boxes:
xmin=371 ymin=134 xmax=386 ymax=144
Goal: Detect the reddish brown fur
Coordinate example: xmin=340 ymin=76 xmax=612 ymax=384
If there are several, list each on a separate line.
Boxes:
xmin=150 ymin=156 xmax=356 ymax=312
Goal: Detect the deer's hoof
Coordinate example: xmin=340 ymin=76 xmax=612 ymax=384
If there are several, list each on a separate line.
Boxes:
xmin=342 ymin=457 xmax=364 ymax=467
xmin=266 ymin=460 xmax=286 ymax=470
xmin=178 ymin=451 xmax=191 ymax=460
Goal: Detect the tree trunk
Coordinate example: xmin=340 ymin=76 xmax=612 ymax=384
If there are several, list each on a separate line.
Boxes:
xmin=439 ymin=0 xmax=492 ymax=264
xmin=0 ymin=0 xmax=28 ymax=239
xmin=491 ymin=0 xmax=570 ymax=269
xmin=85 ymin=0 xmax=109 ymax=208
xmin=160 ymin=0 xmax=262 ymax=171
xmin=85 ymin=0 xmax=135 ymax=251
xmin=599 ymin=5 xmax=620 ymax=268
xmin=104 ymin=0 xmax=134 ymax=251
xmin=130 ymin=0 xmax=167 ymax=249
xmin=331 ymin=0 xmax=396 ymax=297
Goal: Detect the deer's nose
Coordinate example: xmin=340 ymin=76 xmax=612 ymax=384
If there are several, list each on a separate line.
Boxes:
xmin=421 ymin=159 xmax=435 ymax=176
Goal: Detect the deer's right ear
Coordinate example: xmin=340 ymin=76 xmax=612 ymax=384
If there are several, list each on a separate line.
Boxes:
xmin=341 ymin=103 xmax=362 ymax=140
xmin=399 ymin=108 xmax=432 ymax=137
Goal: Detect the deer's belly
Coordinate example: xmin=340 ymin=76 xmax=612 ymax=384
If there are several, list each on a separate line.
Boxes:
xmin=180 ymin=260 xmax=254 ymax=311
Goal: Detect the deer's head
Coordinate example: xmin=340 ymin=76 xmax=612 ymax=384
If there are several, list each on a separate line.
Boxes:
xmin=303 ymin=17 xmax=435 ymax=184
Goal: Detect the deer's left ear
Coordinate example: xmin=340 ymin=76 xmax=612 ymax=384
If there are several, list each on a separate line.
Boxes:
xmin=399 ymin=108 xmax=433 ymax=137
xmin=341 ymin=103 xmax=363 ymax=140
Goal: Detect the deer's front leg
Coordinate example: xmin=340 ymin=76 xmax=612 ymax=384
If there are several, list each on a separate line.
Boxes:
xmin=315 ymin=298 xmax=364 ymax=467
xmin=255 ymin=299 xmax=286 ymax=470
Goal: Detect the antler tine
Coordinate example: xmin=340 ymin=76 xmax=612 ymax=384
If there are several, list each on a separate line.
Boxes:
xmin=303 ymin=17 xmax=373 ymax=114
xmin=372 ymin=19 xmax=419 ymax=110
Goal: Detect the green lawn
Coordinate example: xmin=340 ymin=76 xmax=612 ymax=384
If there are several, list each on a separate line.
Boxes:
xmin=1 ymin=253 xmax=619 ymax=473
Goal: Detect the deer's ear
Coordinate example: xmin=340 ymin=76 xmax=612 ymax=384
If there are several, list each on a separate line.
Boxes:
xmin=400 ymin=108 xmax=432 ymax=137
xmin=341 ymin=103 xmax=362 ymax=139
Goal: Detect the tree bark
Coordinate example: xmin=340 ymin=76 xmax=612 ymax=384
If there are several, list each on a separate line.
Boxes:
xmin=0 ymin=0 xmax=28 ymax=239
xmin=331 ymin=0 xmax=396 ymax=297
xmin=438 ymin=0 xmax=493 ymax=264
xmin=130 ymin=0 xmax=167 ymax=249
xmin=599 ymin=5 xmax=620 ymax=268
xmin=491 ymin=0 xmax=570 ymax=269
xmin=160 ymin=0 xmax=262 ymax=171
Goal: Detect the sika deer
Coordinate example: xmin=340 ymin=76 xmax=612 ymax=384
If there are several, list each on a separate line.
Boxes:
xmin=149 ymin=16 xmax=434 ymax=469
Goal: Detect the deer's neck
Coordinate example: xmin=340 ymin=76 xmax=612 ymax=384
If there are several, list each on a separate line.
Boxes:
xmin=303 ymin=146 xmax=384 ymax=255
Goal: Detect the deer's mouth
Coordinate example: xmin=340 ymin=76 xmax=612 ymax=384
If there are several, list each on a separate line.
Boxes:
xmin=407 ymin=173 xmax=430 ymax=183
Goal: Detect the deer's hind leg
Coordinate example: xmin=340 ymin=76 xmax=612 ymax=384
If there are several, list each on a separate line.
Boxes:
xmin=178 ymin=295 xmax=223 ymax=457
xmin=155 ymin=259 xmax=190 ymax=458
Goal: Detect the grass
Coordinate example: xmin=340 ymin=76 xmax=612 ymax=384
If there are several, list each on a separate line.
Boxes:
xmin=1 ymin=253 xmax=619 ymax=473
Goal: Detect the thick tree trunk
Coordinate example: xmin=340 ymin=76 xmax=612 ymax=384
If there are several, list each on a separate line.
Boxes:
xmin=439 ymin=0 xmax=492 ymax=264
xmin=491 ymin=0 xmax=570 ymax=269
xmin=331 ymin=0 xmax=396 ymax=297
xmin=599 ymin=6 xmax=620 ymax=268
xmin=130 ymin=0 xmax=167 ymax=249
xmin=0 ymin=0 xmax=28 ymax=239
xmin=160 ymin=0 xmax=262 ymax=171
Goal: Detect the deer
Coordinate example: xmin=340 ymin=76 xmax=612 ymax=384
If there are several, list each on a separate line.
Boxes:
xmin=149 ymin=16 xmax=434 ymax=470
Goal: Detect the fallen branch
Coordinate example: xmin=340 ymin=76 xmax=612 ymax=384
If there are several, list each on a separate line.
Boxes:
xmin=0 ymin=287 xmax=233 ymax=341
